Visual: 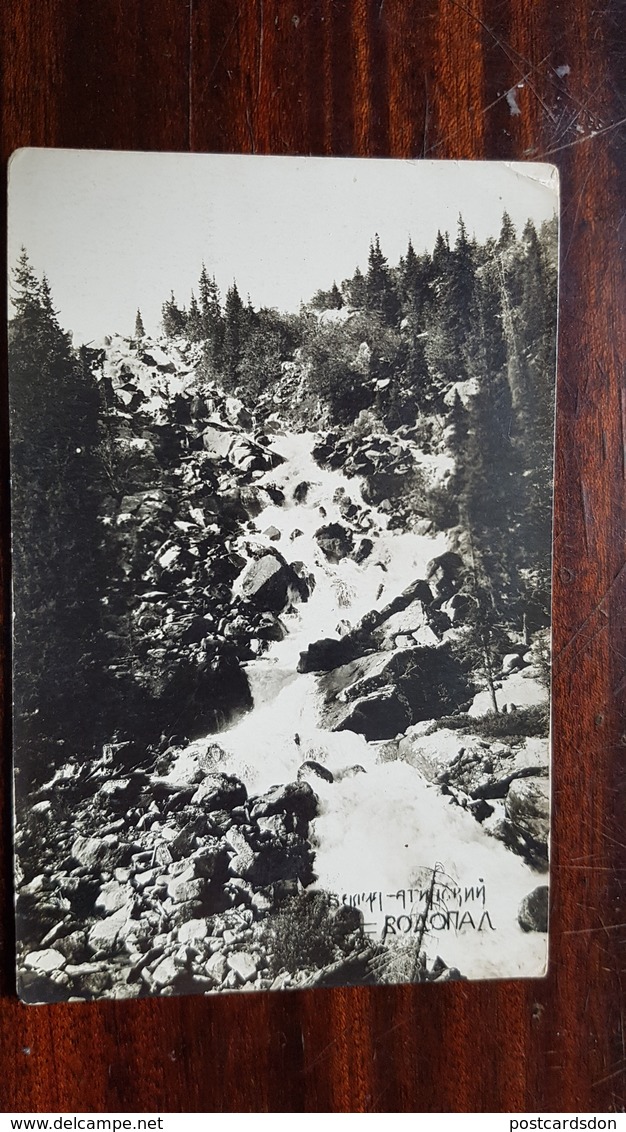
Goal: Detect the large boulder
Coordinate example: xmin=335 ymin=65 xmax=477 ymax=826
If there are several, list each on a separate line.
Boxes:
xmin=426 ymin=551 xmax=464 ymax=602
xmin=505 ymin=776 xmax=550 ymax=844
xmin=229 ymin=839 xmax=315 ymax=887
xmin=250 ymin=781 xmax=319 ymax=825
xmin=297 ymin=636 xmax=365 ymax=674
xmin=191 ymin=773 xmax=247 ymax=812
xmin=319 ymin=646 xmax=469 ymax=739
xmin=202 ymin=424 xmax=236 ymax=460
xmin=334 ymin=688 xmax=413 ymax=741
xmin=238 ymin=553 xmax=308 ymax=613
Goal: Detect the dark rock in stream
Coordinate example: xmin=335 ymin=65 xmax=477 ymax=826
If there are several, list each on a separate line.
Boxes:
xmin=297 ymin=636 xmax=365 ymax=674
xmin=238 ymin=552 xmax=309 ymax=612
xmin=319 ymin=646 xmax=469 ymax=740
xmin=315 ymin=522 xmax=354 ymax=563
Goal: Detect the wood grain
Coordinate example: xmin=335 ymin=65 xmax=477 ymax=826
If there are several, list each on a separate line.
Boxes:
xmin=1 ymin=0 xmax=625 ymax=1112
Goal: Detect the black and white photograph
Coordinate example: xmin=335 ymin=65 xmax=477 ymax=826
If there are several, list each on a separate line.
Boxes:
xmin=8 ymin=150 xmax=558 ymax=1002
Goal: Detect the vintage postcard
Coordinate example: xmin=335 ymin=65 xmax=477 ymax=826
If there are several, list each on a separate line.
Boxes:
xmin=8 ymin=150 xmax=558 ymax=1001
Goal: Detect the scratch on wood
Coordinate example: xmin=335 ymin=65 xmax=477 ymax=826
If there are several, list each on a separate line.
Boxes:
xmin=205 ymin=14 xmax=239 ymax=87
xmin=188 ymin=0 xmax=193 ymax=149
xmin=554 ymin=561 xmax=626 ymax=663
xmin=540 ymin=114 xmax=626 ymax=157
xmin=423 ymin=75 xmax=430 ymax=157
xmin=615 ymin=387 xmax=620 ymax=479
xmin=257 ymin=0 xmax=264 ymax=99
xmin=246 ymin=106 xmax=256 ymax=152
xmin=581 ymin=481 xmax=592 ymax=553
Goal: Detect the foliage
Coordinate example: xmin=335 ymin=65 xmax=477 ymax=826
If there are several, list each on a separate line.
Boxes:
xmin=9 ymin=252 xmax=105 ymax=781
xmin=259 ymin=891 xmax=337 ymax=976
xmin=432 ymin=703 xmax=549 ymax=740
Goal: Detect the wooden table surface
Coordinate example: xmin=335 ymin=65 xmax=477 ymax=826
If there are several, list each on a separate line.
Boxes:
xmin=1 ymin=0 xmax=625 ymax=1114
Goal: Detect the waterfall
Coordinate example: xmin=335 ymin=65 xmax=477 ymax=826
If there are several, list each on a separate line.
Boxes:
xmin=193 ymin=429 xmax=547 ymax=979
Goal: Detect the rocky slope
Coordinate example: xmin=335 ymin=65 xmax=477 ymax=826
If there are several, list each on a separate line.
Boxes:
xmin=15 ymin=332 xmax=551 ymax=998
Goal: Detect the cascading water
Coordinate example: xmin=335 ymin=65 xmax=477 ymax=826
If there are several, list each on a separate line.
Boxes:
xmin=185 ymin=429 xmax=547 ymax=979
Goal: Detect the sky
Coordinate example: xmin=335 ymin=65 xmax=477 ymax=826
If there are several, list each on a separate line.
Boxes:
xmin=8 ymin=149 xmax=559 ymax=344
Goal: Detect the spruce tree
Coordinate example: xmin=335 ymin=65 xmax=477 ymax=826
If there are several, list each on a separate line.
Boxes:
xmin=161 ymin=292 xmax=186 ymax=337
xmin=134 ymin=308 xmax=145 ymax=339
xmin=222 ymin=282 xmax=244 ymax=390
xmin=366 ymin=234 xmax=400 ymax=325
xmin=186 ymin=291 xmax=203 ymax=341
xmin=9 ymin=253 xmax=104 ymax=781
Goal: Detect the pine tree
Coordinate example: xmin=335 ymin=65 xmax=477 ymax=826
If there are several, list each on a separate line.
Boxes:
xmin=161 ymin=292 xmax=186 ymax=337
xmin=186 ymin=291 xmax=203 ymax=341
xmin=198 ymin=264 xmax=223 ymax=365
xmin=366 ymin=234 xmax=400 ymax=325
xmin=497 ymin=210 xmax=517 ymax=252
xmin=9 ymin=253 xmax=104 ymax=781
xmin=222 ymin=282 xmax=244 ymax=389
xmin=134 ymin=308 xmax=145 ymax=339
xmin=344 ymin=266 xmax=367 ymax=309
xmin=398 ymin=238 xmax=425 ymax=315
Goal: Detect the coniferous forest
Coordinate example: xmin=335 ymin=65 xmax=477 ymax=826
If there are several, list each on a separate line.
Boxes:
xmin=10 ymin=210 xmax=558 ymax=1001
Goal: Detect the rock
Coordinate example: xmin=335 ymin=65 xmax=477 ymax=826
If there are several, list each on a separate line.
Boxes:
xmin=202 ymin=424 xmax=236 ymax=459
xmin=373 ymin=599 xmax=430 ymax=646
xmin=190 ymin=844 xmax=230 ymax=881
xmin=251 ymin=781 xmax=319 ymax=824
xmin=18 ymin=966 xmax=71 ymax=1003
xmin=518 ymin=886 xmax=549 ymax=932
xmin=71 ymin=834 xmax=116 ymax=871
xmin=177 ymin=919 xmax=209 ymax=945
xmin=293 ymin=481 xmax=309 ymax=503
xmin=336 ymin=764 xmax=366 ymax=780
xmin=230 ymin=841 xmax=314 ymax=887
xmin=337 ymin=688 xmax=412 ymax=741
xmin=430 ymin=735 xmax=549 ymax=802
xmin=192 ymin=773 xmax=247 ymax=812
xmin=95 ymin=880 xmax=133 ymax=916
xmin=502 ymin=652 xmax=524 ymax=675
xmin=59 ymin=876 xmax=101 ymax=916
xmin=319 ymin=646 xmax=469 ymax=738
xmin=315 ymin=523 xmax=354 ymax=564
xmin=426 ymin=551 xmax=464 ymax=601
xmin=23 ymin=949 xmax=66 ymax=973
xmin=440 ymin=592 xmax=474 ymax=624
xmin=151 ymin=954 xmax=182 ymax=988
xmin=256 ymin=613 xmax=287 ymax=643
xmin=196 ymin=743 xmax=228 ymax=774
xmin=297 ymin=636 xmax=362 ymax=674
xmin=297 ymin=760 xmax=334 ymax=784
xmin=432 ymin=966 xmax=464 ymax=982
xmin=330 ymin=903 xmax=363 ymax=944
xmin=256 ymin=813 xmax=289 ymax=839
xmin=206 ymin=952 xmax=228 ymax=983
xmin=264 ymin=525 xmax=281 ymax=541
xmin=238 ymin=552 xmax=308 ymax=612
xmin=227 ymin=951 xmax=258 ymax=983
xmin=224 ymin=395 xmax=254 ymax=430
xmin=64 ymin=964 xmax=113 ymax=998
xmin=54 ymin=931 xmax=89 ymax=963
xmin=167 ymin=876 xmax=207 ymax=904
xmin=87 ymin=908 xmax=130 ymax=952
xmin=353 ymin=538 xmax=374 ymax=564
xmin=505 ymin=777 xmax=550 ymax=844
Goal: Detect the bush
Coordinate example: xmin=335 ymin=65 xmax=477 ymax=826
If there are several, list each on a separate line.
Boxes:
xmin=432 ymin=703 xmax=549 ymax=740
xmin=259 ymin=891 xmax=337 ymax=977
